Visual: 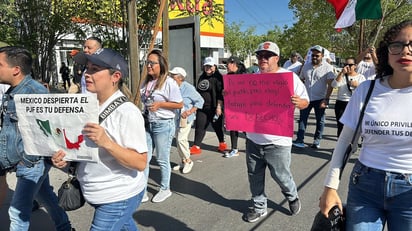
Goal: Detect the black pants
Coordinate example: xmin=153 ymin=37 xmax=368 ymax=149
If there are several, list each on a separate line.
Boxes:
xmin=334 ymin=100 xmax=349 ymax=137
xmin=193 ymin=107 xmax=225 ymax=146
xmin=230 ymin=131 xmax=238 ymax=150
xmin=62 ymin=77 xmax=71 ymax=90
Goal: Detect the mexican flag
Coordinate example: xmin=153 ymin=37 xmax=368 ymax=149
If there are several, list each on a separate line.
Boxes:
xmin=327 ymin=0 xmax=382 ymax=29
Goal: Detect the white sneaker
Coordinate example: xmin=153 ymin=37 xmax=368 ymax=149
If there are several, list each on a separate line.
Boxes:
xmin=142 ymin=192 xmax=149 ymax=203
xmin=152 ymin=189 xmax=172 ymax=203
xmin=224 ymin=149 xmax=239 ymax=158
xmin=172 ymin=164 xmax=181 ymax=171
xmin=182 ymin=161 xmax=193 ymax=174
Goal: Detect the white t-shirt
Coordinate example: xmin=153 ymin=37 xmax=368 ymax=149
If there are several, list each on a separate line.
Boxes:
xmin=246 ymin=68 xmax=309 ymax=146
xmin=283 ymin=60 xmax=302 ymax=75
xmin=0 ymin=84 xmax=10 ymax=105
xmin=356 ymin=61 xmax=376 ymax=80
xmin=331 ymin=73 xmax=366 ymax=101
xmin=341 ymin=79 xmax=412 ymax=173
xmin=141 ymin=77 xmax=182 ymax=121
xmin=78 ymin=90 xmax=148 ymax=204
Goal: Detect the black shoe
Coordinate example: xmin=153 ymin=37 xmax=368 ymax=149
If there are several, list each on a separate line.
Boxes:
xmin=289 ymin=198 xmax=301 ymax=215
xmin=32 ymin=200 xmax=40 ymax=212
xmin=244 ymin=209 xmax=267 ymax=223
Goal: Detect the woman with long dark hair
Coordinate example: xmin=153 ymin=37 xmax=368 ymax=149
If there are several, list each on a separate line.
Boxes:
xmin=140 ymin=49 xmax=183 ymax=203
xmin=320 ymin=20 xmax=412 ymax=230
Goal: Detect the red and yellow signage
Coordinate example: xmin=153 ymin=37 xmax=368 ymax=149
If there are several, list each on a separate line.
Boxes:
xmin=168 ymin=0 xmax=224 ymax=37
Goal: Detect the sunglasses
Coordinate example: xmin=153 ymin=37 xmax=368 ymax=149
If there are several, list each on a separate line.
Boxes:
xmin=256 ymin=52 xmax=276 ymax=60
xmin=344 ymin=63 xmax=355 ymax=67
xmin=311 ymin=54 xmax=321 ymax=58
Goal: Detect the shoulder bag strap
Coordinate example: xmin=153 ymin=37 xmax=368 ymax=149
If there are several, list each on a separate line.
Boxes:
xmin=344 ymin=74 xmax=352 ymax=94
xmin=99 ymin=96 xmax=128 ymax=124
xmin=339 ymin=79 xmax=375 ymax=179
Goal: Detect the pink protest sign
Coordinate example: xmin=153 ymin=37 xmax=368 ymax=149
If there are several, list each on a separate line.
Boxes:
xmin=223 ymin=72 xmax=294 ymax=137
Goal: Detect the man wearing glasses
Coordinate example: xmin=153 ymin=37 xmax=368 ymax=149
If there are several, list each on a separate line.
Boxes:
xmin=243 ymin=41 xmax=309 ymax=223
xmin=293 ymin=45 xmax=335 ymax=149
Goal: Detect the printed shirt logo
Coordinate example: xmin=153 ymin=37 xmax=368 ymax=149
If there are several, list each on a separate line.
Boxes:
xmin=197 ymin=79 xmax=210 ymax=91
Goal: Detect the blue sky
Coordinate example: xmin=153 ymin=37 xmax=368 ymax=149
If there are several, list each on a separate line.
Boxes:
xmin=224 ymin=0 xmax=296 ymax=35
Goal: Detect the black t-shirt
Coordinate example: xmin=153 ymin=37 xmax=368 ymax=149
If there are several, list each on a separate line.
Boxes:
xmin=196 ymin=72 xmax=223 ymax=109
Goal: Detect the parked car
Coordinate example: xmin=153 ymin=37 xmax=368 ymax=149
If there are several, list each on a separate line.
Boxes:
xmin=217 ymin=64 xmax=227 ymax=75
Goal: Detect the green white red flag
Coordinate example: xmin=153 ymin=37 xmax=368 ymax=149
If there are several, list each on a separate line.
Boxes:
xmin=327 ymin=0 xmax=382 ymax=29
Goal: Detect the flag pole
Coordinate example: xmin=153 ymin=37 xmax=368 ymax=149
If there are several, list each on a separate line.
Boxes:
xmin=358 ymin=19 xmax=365 ymax=54
xmin=372 ymin=0 xmax=388 ymax=47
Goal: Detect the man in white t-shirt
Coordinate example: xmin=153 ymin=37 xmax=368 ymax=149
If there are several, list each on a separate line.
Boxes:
xmin=283 ymin=51 xmax=302 ymax=75
xmin=356 ymin=46 xmax=378 ymax=80
xmin=243 ymin=41 xmax=309 ymax=223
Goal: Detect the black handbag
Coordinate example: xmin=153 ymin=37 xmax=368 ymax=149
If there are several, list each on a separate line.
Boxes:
xmin=311 ymin=205 xmax=345 ymax=231
xmin=57 ymin=96 xmax=128 ymax=211
xmin=311 ymin=80 xmax=375 ymax=231
xmin=58 ymin=162 xmax=85 ymax=211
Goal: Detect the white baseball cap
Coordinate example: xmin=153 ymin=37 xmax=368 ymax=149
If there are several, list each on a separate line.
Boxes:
xmin=203 ymin=57 xmax=216 ymax=66
xmin=169 ymin=67 xmax=187 ymax=78
xmin=255 ymin=41 xmax=280 ymax=56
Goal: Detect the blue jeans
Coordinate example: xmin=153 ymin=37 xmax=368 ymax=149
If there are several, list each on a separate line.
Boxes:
xmin=9 ymin=159 xmax=72 ymax=231
xmin=245 ymin=139 xmax=298 ymax=213
xmin=295 ymin=99 xmax=325 ymax=143
xmin=346 ymin=161 xmax=412 ymax=231
xmin=144 ymin=119 xmax=175 ymax=190
xmin=90 ymin=190 xmax=143 ymax=231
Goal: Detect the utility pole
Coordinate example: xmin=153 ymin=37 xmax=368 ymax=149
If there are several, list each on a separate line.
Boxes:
xmin=162 ymin=0 xmax=169 ymax=58
xmin=127 ymin=0 xmax=140 ymax=105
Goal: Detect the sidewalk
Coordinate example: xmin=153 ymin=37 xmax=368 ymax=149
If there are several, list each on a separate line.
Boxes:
xmin=0 ymin=101 xmax=355 ymax=231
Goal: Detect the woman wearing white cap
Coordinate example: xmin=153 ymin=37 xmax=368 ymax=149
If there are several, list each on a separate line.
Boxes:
xmin=170 ymin=67 xmax=204 ymax=173
xmin=190 ymin=57 xmax=227 ymax=154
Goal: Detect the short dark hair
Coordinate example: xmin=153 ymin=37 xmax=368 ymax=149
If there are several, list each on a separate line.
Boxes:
xmin=376 ymin=20 xmax=412 ymax=78
xmin=0 ymin=46 xmax=33 ymax=75
xmin=86 ymin=36 xmax=103 ymax=47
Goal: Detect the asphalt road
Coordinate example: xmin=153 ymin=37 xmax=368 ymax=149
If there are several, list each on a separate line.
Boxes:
xmin=0 ymin=99 xmax=356 ymax=231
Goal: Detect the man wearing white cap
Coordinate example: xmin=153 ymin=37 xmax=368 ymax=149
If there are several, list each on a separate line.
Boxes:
xmin=170 ymin=67 xmax=204 ymax=174
xmin=293 ymin=45 xmax=335 ymax=149
xmin=243 ymin=41 xmax=309 ymax=223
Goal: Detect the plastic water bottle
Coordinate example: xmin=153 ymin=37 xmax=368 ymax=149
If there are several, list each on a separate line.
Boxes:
xmin=213 ymin=114 xmax=219 ymax=122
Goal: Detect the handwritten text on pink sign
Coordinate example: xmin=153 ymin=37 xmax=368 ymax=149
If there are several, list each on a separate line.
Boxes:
xmin=223 ymin=72 xmax=294 ymax=137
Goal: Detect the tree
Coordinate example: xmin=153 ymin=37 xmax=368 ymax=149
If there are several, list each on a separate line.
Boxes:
xmin=284 ymin=0 xmax=411 ymax=60
xmin=0 ymin=0 xmax=224 ymax=86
